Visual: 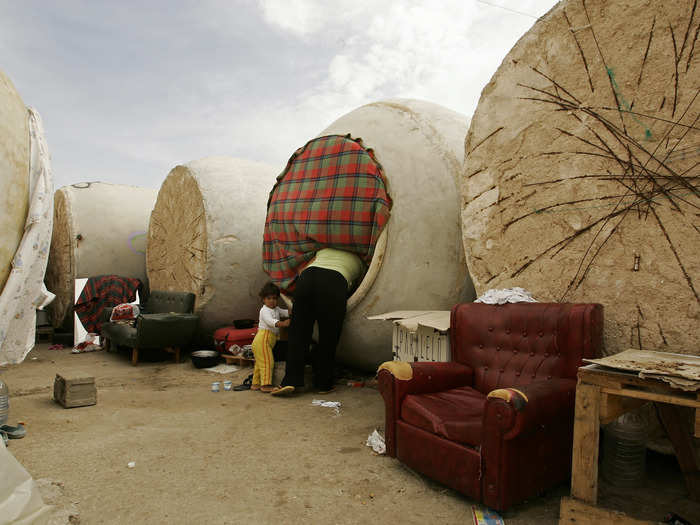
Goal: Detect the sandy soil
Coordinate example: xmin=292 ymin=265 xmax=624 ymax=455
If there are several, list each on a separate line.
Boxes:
xmin=1 ymin=343 xmax=698 ymax=524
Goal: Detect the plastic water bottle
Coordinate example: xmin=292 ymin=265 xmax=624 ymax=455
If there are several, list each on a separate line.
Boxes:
xmin=0 ymin=379 xmax=8 ymax=426
xmin=601 ymin=410 xmax=648 ymax=487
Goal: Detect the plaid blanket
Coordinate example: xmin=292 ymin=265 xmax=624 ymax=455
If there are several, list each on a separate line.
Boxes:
xmin=263 ymin=134 xmax=392 ymax=292
xmin=74 ymin=275 xmax=141 ymax=333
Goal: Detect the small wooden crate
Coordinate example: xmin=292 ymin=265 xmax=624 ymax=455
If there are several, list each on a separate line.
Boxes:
xmin=53 ymin=374 xmax=97 ymax=408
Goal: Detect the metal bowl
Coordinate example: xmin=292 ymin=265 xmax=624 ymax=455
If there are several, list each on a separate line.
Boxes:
xmin=191 ymin=350 xmax=219 ymax=369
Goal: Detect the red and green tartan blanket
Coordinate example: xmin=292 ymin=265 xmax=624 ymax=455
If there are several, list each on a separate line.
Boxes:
xmin=74 ymin=275 xmax=142 ymax=334
xmin=263 ymin=134 xmax=392 ymax=292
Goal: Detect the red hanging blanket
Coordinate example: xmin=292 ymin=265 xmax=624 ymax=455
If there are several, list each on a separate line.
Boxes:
xmin=74 ymin=275 xmax=142 ymax=333
xmin=263 ymin=134 xmax=392 ymax=292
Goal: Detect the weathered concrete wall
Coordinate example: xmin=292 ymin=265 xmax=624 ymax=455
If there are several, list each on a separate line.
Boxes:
xmin=321 ymin=99 xmax=476 ymax=371
xmin=147 ymin=157 xmax=278 ymax=336
xmin=46 ymin=183 xmax=157 ymax=328
xmin=0 ymin=71 xmax=29 ymax=295
xmin=462 ymin=0 xmax=699 ymax=355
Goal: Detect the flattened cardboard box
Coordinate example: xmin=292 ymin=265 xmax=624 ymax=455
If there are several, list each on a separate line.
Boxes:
xmin=367 ymin=311 xmax=451 ymax=362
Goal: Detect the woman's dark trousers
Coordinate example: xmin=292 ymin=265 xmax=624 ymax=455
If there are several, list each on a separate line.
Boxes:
xmin=282 ymin=267 xmax=347 ymax=391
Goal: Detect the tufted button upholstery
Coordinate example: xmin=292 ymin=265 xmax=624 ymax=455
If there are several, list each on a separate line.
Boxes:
xmin=377 ymin=302 xmax=604 ymax=512
xmin=450 ymin=302 xmax=604 ymax=393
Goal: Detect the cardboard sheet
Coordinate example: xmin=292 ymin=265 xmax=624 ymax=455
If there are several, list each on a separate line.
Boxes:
xmin=367 ymin=310 xmax=450 ymax=332
xmin=584 ymin=349 xmax=700 ymax=391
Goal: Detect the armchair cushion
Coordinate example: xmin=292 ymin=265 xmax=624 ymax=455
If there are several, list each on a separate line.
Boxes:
xmin=402 ymin=386 xmax=486 ymax=446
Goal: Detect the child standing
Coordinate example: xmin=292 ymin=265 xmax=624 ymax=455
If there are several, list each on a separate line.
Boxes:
xmin=251 ymin=282 xmax=289 ymax=392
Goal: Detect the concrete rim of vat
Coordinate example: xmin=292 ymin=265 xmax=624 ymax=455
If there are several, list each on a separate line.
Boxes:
xmin=281 ymin=227 xmax=387 ymax=313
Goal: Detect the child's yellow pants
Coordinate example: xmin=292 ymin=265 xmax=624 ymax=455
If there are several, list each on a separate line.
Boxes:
xmin=252 ymin=329 xmax=276 ymax=386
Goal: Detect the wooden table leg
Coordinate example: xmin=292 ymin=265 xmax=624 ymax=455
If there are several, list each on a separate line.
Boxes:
xmin=570 ymin=383 xmax=601 ymax=504
xmin=131 ymin=347 xmax=139 ymax=366
xmin=174 ymin=347 xmax=181 ymax=364
xmin=656 ymin=402 xmax=700 ymax=501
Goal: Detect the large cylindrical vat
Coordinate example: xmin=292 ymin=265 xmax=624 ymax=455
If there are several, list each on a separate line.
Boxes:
xmin=461 ymin=0 xmax=699 ymax=356
xmin=318 ymin=99 xmax=475 ymax=370
xmin=46 ymin=182 xmax=158 ymax=328
xmin=146 ymin=157 xmax=278 ymax=336
xmin=0 ymin=71 xmax=29 ymax=295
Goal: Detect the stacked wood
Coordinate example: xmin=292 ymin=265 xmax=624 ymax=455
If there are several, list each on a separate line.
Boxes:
xmin=462 ymin=0 xmax=699 ymax=356
xmin=146 ymin=157 xmax=278 ymax=336
xmin=0 ymin=70 xmax=29 ymax=295
xmin=46 ymin=183 xmax=157 ymax=328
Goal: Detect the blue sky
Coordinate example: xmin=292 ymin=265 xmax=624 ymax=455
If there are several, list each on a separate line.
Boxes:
xmin=0 ymin=0 xmax=556 ymax=189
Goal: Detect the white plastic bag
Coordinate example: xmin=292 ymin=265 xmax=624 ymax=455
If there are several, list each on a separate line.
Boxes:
xmin=0 ymin=439 xmax=51 ymax=524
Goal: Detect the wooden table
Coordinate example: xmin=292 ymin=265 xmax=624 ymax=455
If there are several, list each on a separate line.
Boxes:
xmin=559 ymin=364 xmax=700 ymax=524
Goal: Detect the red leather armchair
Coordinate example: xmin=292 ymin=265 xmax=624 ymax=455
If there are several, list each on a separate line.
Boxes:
xmin=378 ymin=302 xmax=603 ymax=510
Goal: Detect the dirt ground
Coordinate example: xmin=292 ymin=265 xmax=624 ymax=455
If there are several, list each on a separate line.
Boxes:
xmin=2 ymin=343 xmax=699 ymax=524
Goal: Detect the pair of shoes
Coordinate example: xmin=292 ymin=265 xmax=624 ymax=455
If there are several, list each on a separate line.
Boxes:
xmin=0 ymin=424 xmax=26 ymax=439
xmin=233 ymin=374 xmax=253 ymax=391
xmin=270 ymin=385 xmax=295 ymax=396
xmin=260 ymin=385 xmax=275 ymax=393
xmin=317 ymin=386 xmax=336 ymax=394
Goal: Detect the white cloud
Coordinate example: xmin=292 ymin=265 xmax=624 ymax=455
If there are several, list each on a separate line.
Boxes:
xmin=0 ymin=0 xmax=557 ymax=189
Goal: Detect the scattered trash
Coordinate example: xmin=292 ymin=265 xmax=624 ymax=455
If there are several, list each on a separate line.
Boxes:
xmin=72 ymin=335 xmax=101 ymax=354
xmin=48 ymin=344 xmax=64 ymax=350
xmin=211 ymin=382 xmax=221 ymax=392
xmin=223 ymin=380 xmax=233 ymax=391
xmin=203 ymin=364 xmax=240 ymax=374
xmin=471 ymin=505 xmax=504 ymax=525
xmin=311 ymin=399 xmax=341 ymax=415
xmin=475 ymin=287 xmax=536 ymax=304
xmin=347 ymin=381 xmax=365 ymax=388
xmin=664 ymin=512 xmax=694 ymax=525
xmin=365 ymin=429 xmax=386 ymax=455
xmin=127 ymin=461 xmax=135 ymax=469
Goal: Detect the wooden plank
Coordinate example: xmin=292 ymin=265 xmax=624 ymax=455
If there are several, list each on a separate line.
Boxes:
xmin=600 ymin=387 xmax=700 ymax=408
xmin=580 ymin=365 xmax=680 ymax=394
xmin=559 ymin=497 xmax=655 ymax=525
xmin=599 ymin=393 xmax=646 ymax=425
xmin=656 ymin=403 xmax=700 ymax=501
xmin=570 ymin=383 xmax=601 ymax=504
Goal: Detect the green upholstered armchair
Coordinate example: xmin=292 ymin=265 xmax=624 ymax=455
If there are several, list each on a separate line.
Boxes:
xmin=101 ymin=291 xmax=199 ymax=365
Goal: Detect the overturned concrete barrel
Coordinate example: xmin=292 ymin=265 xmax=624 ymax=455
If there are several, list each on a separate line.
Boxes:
xmin=462 ymin=0 xmax=699 ymax=355
xmin=270 ymin=99 xmax=475 ymax=371
xmin=0 ymin=71 xmax=29 ymax=296
xmin=146 ymin=157 xmax=278 ymax=336
xmin=46 ymin=182 xmax=157 ymax=328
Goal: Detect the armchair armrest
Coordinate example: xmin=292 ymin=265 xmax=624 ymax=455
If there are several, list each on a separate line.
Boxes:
xmin=377 ymin=361 xmax=474 ymax=457
xmin=483 ymin=378 xmax=577 ymax=439
xmin=481 ymin=378 xmax=577 ymax=510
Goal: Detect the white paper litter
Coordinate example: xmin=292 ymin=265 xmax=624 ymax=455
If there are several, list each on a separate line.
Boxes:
xmin=127 ymin=461 xmax=135 ymax=469
xmin=475 ymin=287 xmax=537 ymax=304
xmin=203 ymin=364 xmax=240 ymax=374
xmin=311 ymin=399 xmax=342 ymax=415
xmin=366 ymin=429 xmax=386 ymax=455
